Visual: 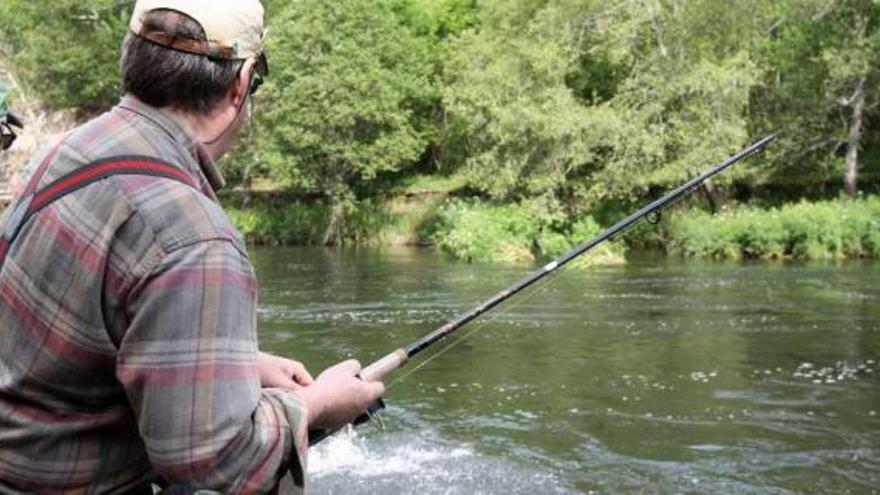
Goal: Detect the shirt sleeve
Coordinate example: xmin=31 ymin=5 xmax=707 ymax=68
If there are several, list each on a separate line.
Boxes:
xmin=115 ymin=239 xmax=308 ymax=493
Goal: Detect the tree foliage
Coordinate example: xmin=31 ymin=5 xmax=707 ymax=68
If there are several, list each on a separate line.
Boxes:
xmin=2 ymin=0 xmax=880 ymax=235
xmin=441 ymin=2 xmax=620 ymax=201
xmin=0 ymin=0 xmax=131 ymax=112
xmin=254 ymin=0 xmax=435 ymax=242
xmin=752 ymin=0 xmax=880 ymax=191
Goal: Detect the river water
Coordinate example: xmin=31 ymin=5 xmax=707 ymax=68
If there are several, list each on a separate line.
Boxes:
xmin=251 ymin=247 xmax=880 ymax=494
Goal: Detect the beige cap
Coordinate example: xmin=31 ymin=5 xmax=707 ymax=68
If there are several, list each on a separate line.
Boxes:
xmin=130 ymin=0 xmax=266 ymax=61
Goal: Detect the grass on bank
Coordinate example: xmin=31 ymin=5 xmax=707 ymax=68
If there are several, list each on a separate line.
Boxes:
xmin=224 ymin=194 xmax=627 ymax=265
xmin=424 ymin=198 xmax=627 ymax=264
xmin=663 ymin=197 xmax=880 ymax=260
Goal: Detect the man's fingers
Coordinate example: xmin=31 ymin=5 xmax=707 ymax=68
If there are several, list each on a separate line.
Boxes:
xmin=276 ymin=375 xmax=303 ymax=390
xmin=366 ymin=380 xmax=385 ymax=399
xmin=338 ymin=359 xmax=362 ymax=376
xmin=291 ymin=362 xmax=314 ymax=386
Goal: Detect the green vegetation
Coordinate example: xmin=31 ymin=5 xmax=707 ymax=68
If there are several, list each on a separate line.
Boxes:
xmin=252 ymin=0 xmax=436 ymax=245
xmin=427 ymin=199 xmax=625 ymax=264
xmin=226 ymin=201 xmax=396 ymax=246
xmin=3 ymin=0 xmax=880 ymax=262
xmin=664 ymin=198 xmax=880 ymax=261
xmin=224 ymin=193 xmax=625 ymax=265
xmin=0 ymin=0 xmax=131 ymax=112
xmin=0 ymin=83 xmax=8 ymax=118
xmin=225 ymin=194 xmax=879 ymax=264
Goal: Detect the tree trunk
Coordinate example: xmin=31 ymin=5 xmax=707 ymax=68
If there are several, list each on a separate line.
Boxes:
xmin=701 ymin=178 xmax=726 ymax=213
xmin=322 ymin=192 xmax=343 ymax=246
xmin=321 ymin=178 xmax=350 ymax=246
xmin=240 ymin=174 xmax=253 ymax=209
xmin=643 ymin=0 xmax=668 ymax=58
xmin=844 ymin=76 xmax=865 ymax=197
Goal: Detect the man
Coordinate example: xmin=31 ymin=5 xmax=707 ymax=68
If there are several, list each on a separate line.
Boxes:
xmin=0 ymin=1 xmax=384 ymax=493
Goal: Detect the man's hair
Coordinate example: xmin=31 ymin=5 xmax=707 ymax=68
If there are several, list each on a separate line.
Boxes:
xmin=121 ymin=10 xmax=243 ymax=113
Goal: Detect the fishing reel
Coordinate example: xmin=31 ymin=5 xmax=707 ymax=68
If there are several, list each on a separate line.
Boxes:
xmin=0 ymin=111 xmax=23 ymax=151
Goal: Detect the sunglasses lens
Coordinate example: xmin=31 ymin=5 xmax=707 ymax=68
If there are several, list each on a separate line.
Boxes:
xmin=256 ymin=52 xmax=269 ymax=78
xmin=249 ymin=53 xmax=268 ymax=96
xmin=249 ymin=74 xmax=263 ymax=95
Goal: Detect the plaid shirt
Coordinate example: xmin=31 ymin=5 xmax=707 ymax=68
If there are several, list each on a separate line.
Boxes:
xmin=0 ymin=97 xmax=307 ymax=494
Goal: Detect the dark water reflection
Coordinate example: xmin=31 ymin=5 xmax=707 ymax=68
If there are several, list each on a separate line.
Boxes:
xmin=252 ymin=247 xmax=880 ymax=494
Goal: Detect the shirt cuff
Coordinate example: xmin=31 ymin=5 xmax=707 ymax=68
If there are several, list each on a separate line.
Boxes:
xmin=262 ymin=388 xmax=309 ymax=489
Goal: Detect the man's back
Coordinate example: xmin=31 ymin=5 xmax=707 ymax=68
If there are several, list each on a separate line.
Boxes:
xmin=0 ymin=98 xmax=298 ymax=493
xmin=0 ymin=2 xmax=387 ymax=491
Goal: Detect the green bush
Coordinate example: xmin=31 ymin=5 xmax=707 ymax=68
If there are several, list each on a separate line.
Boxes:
xmin=666 ymin=197 xmax=880 ymax=260
xmin=225 ymin=204 xmax=329 ymax=245
xmin=429 ymin=199 xmax=626 ymax=264
xmin=429 ymin=199 xmax=537 ymax=262
xmin=225 ymin=200 xmax=399 ymax=246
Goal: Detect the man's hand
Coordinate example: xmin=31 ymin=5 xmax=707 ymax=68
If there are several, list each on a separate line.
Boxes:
xmin=257 ymin=351 xmax=314 ymax=390
xmin=298 ymin=359 xmax=386 ymax=430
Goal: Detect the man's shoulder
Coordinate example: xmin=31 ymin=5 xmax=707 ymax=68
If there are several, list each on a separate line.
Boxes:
xmin=119 ymin=174 xmax=245 ymax=255
xmin=62 ymin=106 xmax=194 ymax=171
xmin=51 ymin=110 xmax=245 ymax=257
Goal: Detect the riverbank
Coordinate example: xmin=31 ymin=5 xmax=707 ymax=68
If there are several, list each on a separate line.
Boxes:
xmin=223 ymin=192 xmax=880 ymax=263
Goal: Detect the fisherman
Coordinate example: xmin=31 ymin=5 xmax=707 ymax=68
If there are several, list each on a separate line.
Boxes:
xmin=0 ymin=1 xmax=384 ymax=493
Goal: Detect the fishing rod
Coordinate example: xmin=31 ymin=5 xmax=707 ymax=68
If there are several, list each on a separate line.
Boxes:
xmin=309 ymin=133 xmax=776 ymax=446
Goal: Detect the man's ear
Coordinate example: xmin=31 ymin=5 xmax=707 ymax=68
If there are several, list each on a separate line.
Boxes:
xmin=231 ymin=58 xmax=257 ymax=108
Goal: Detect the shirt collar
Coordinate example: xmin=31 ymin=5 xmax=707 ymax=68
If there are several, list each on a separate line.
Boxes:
xmin=116 ymin=96 xmax=227 ymax=194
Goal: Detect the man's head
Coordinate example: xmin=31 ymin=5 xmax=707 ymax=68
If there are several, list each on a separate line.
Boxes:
xmin=121 ymin=0 xmax=268 ymax=156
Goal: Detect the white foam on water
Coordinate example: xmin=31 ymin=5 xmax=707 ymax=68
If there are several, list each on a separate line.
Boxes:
xmin=307 ymin=427 xmax=577 ymax=494
xmin=309 ymin=428 xmax=473 ymax=478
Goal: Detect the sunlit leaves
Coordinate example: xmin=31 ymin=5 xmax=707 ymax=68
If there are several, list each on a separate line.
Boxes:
xmin=256 ymin=0 xmax=435 ymax=196
xmin=0 ymin=0 xmax=132 ymax=111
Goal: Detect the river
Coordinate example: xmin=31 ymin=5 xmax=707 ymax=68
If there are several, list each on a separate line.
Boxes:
xmin=251 ymin=247 xmax=879 ymax=494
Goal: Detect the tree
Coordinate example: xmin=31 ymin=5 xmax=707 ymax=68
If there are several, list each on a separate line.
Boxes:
xmin=0 ymin=0 xmax=131 ymax=112
xmin=577 ymin=0 xmax=769 ymax=209
xmin=442 ymin=0 xmax=764 ymax=210
xmin=441 ymin=1 xmax=621 ymax=203
xmin=820 ymin=1 xmax=880 ymax=196
xmin=256 ymin=0 xmax=435 ymax=244
xmin=753 ymin=0 xmax=880 ymax=196
xmin=393 ymin=0 xmax=480 ymax=39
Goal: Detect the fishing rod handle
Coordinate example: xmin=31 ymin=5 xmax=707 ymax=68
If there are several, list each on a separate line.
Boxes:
xmin=360 ymin=348 xmax=408 ymax=383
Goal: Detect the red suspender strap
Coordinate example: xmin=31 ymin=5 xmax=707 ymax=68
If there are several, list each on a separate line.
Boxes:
xmin=22 ymin=135 xmax=68 ymax=198
xmin=0 ymin=155 xmax=196 ymax=270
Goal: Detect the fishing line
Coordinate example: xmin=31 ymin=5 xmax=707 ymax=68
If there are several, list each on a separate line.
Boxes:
xmin=387 ymin=263 xmax=572 ymax=389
